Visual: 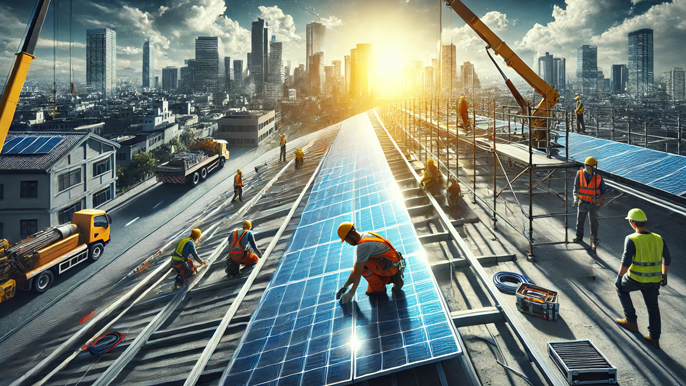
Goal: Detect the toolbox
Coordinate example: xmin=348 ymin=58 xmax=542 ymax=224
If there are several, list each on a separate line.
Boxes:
xmin=515 ymin=283 xmax=559 ymax=321
xmin=548 ymin=340 xmax=617 ymax=385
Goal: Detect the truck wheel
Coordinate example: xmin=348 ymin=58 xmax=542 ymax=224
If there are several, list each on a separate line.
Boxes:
xmin=201 ymin=167 xmax=208 ymax=179
xmin=33 ymin=270 xmax=54 ymax=293
xmin=219 ymin=157 xmax=225 ymax=168
xmin=89 ymin=243 xmax=105 ymax=262
xmin=190 ymin=172 xmax=200 ymax=186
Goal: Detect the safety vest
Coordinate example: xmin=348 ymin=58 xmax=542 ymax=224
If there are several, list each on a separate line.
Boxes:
xmin=295 ymin=149 xmax=303 ymax=159
xmin=234 ymin=174 xmax=242 ymax=187
xmin=576 ymin=100 xmax=585 ymax=114
xmin=172 ymin=237 xmax=193 ymax=261
xmin=357 ymin=232 xmax=401 ymax=265
xmin=459 ymin=100 xmax=468 ymax=115
xmin=628 ymin=233 xmax=663 ymax=283
xmin=229 ymin=229 xmax=249 ymax=257
xmin=281 ymin=137 xmax=286 ymax=147
xmin=578 ymin=170 xmax=602 ymax=203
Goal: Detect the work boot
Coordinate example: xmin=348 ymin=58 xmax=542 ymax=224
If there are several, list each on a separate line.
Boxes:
xmin=644 ymin=335 xmax=660 ymax=349
xmin=616 ymin=318 xmax=639 ymax=333
xmin=390 ymin=271 xmax=404 ymax=292
xmin=225 ymin=260 xmax=240 ymax=278
xmin=591 ymin=239 xmax=599 ymax=251
xmin=572 ymin=236 xmax=583 ymax=243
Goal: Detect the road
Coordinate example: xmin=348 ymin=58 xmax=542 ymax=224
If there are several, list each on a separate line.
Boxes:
xmin=0 ymin=147 xmax=256 ymax=338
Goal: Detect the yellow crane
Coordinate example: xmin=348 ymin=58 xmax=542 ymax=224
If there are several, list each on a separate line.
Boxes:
xmin=0 ymin=0 xmax=52 ymax=153
xmin=445 ymin=0 xmax=560 ymax=148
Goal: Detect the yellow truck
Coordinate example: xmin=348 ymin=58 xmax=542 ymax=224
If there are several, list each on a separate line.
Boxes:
xmin=0 ymin=209 xmax=111 ymax=303
xmin=155 ymin=138 xmax=229 ymax=186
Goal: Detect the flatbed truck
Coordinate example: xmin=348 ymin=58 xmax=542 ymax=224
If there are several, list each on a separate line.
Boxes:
xmin=155 ymin=138 xmax=229 ymax=186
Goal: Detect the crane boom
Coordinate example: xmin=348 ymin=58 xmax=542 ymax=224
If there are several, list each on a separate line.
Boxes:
xmin=0 ymin=0 xmax=52 ymax=153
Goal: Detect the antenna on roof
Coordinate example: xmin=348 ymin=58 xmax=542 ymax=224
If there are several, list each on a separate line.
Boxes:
xmin=303 ymin=7 xmax=321 ymax=22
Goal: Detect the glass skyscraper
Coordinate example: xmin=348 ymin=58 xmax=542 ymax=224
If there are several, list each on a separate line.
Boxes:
xmin=577 ymin=45 xmax=598 ymax=95
xmin=251 ymin=18 xmax=270 ymax=96
xmin=628 ymin=28 xmax=653 ymax=97
xmin=87 ymin=28 xmax=116 ymax=99
xmin=611 ymin=64 xmax=628 ymax=94
xmin=306 ymin=22 xmax=325 ymax=73
xmin=195 ymin=37 xmax=224 ymax=93
xmin=142 ymin=38 xmax=154 ymax=89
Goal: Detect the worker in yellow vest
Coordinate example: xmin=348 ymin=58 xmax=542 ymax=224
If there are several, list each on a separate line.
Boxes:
xmin=575 ymin=96 xmax=586 ymax=133
xmin=421 ymin=159 xmax=444 ymax=196
xmin=171 ymin=228 xmax=207 ymax=288
xmin=615 ymin=209 xmax=671 ymax=349
xmin=280 ymin=134 xmax=287 ymax=162
xmin=232 ymin=169 xmax=243 ymax=203
xmin=573 ymin=156 xmax=606 ymax=250
xmin=294 ymin=148 xmax=304 ymax=169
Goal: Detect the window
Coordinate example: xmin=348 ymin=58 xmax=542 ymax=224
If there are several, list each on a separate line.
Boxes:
xmin=93 ymin=187 xmax=112 ymax=207
xmin=94 ymin=214 xmax=109 ymax=228
xmin=93 ymin=158 xmax=111 ymax=176
xmin=58 ymin=170 xmax=81 ymax=191
xmin=20 ymin=219 xmax=38 ymax=238
xmin=58 ymin=202 xmax=82 ymax=224
xmin=20 ymin=181 xmax=38 ymax=198
xmin=0 ymin=184 xmax=3 ymax=199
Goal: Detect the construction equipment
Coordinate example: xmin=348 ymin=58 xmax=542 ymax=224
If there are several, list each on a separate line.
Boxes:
xmin=155 ymin=138 xmax=229 ymax=186
xmin=516 ymin=283 xmax=560 ymax=321
xmin=0 ymin=209 xmax=111 ymax=303
xmin=548 ymin=340 xmax=617 ymax=385
xmin=444 ymin=0 xmax=560 ymax=149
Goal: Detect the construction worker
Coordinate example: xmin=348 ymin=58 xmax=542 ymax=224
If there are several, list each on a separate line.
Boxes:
xmin=459 ymin=96 xmax=471 ymax=133
xmin=336 ymin=222 xmax=405 ymax=304
xmin=280 ymin=134 xmax=287 ymax=162
xmin=225 ymin=220 xmax=263 ymax=277
xmin=294 ymin=148 xmax=304 ymax=169
xmin=575 ymin=96 xmax=586 ymax=133
xmin=232 ymin=169 xmax=243 ymax=203
xmin=573 ymin=156 xmax=606 ymax=250
xmin=171 ymin=228 xmax=207 ymax=288
xmin=446 ymin=179 xmax=461 ymax=218
xmin=421 ymin=158 xmax=444 ymax=196
xmin=615 ymin=209 xmax=671 ymax=349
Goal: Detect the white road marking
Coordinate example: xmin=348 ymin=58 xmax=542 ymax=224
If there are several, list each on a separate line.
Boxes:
xmin=153 ymin=194 xmax=172 ymax=209
xmin=125 ymin=217 xmax=140 ymax=227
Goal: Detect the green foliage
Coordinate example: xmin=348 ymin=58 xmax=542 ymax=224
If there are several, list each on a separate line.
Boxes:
xmin=129 ymin=152 xmax=156 ymax=182
xmin=180 ymin=128 xmax=197 ymax=147
xmin=150 ymin=143 xmax=174 ymax=164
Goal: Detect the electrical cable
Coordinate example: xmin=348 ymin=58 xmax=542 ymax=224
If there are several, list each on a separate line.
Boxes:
xmin=88 ymin=331 xmax=125 ymax=356
xmin=476 ymin=326 xmax=535 ymax=386
xmin=492 ymin=271 xmax=533 ymax=294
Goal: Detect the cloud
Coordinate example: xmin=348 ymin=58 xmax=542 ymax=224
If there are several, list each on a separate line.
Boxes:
xmin=443 ymin=11 xmax=510 ymax=55
xmin=118 ymin=46 xmax=142 ymax=55
xmin=258 ymin=5 xmax=301 ymax=42
xmin=320 ymin=16 xmax=344 ymax=28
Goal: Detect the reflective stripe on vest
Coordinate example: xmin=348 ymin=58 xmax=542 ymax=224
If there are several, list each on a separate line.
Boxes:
xmin=172 ymin=237 xmax=192 ymax=261
xmin=578 ymin=170 xmax=601 ymax=203
xmin=357 ymin=232 xmax=400 ymax=263
xmin=229 ymin=229 xmax=248 ymax=254
xmin=576 ymin=101 xmax=584 ymax=113
xmin=628 ymin=233 xmax=663 ymax=283
xmin=235 ymin=174 xmax=242 ymax=187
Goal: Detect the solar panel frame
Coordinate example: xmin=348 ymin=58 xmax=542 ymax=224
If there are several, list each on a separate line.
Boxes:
xmin=1 ymin=137 xmax=23 ymax=154
xmin=4 ymin=136 xmax=38 ymax=154
xmin=20 ymin=137 xmax=51 ymax=154
xmin=34 ymin=137 xmax=63 ymax=154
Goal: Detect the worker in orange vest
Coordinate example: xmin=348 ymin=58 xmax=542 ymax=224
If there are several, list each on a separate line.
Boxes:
xmin=573 ymin=156 xmax=606 ymax=250
xmin=171 ymin=228 xmax=207 ymax=288
xmin=232 ymin=169 xmax=243 ymax=203
xmin=336 ymin=222 xmax=406 ymax=304
xmin=225 ymin=220 xmax=262 ymax=277
xmin=459 ymin=96 xmax=471 ymax=133
xmin=280 ymin=134 xmax=287 ymax=162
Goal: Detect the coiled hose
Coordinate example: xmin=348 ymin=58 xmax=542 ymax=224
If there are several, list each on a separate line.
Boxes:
xmin=88 ymin=332 xmax=125 ymax=356
xmin=492 ymin=271 xmax=533 ymax=295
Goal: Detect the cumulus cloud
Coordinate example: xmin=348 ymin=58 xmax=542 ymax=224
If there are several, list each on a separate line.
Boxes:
xmin=118 ymin=46 xmax=142 ymax=55
xmin=258 ymin=5 xmax=301 ymax=42
xmin=320 ymin=16 xmax=344 ymax=28
xmin=443 ymin=11 xmax=510 ymax=56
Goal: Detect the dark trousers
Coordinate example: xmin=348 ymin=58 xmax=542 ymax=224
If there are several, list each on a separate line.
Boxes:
xmin=460 ymin=113 xmax=471 ymax=132
xmin=617 ymin=275 xmax=661 ymax=339
xmin=576 ymin=201 xmax=598 ymax=239
xmin=232 ymin=185 xmax=243 ymax=202
xmin=280 ymin=146 xmax=286 ymax=162
xmin=576 ymin=113 xmax=586 ymax=133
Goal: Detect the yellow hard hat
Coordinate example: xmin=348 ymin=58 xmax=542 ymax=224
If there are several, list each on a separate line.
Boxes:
xmin=426 ymin=159 xmax=435 ymax=167
xmin=282 ymin=134 xmax=285 ymax=137
xmin=626 ymin=208 xmax=647 ymax=222
xmin=190 ymin=228 xmax=202 ymax=240
xmin=237 ymin=169 xmax=242 ymax=174
xmin=460 ymin=96 xmax=465 ymax=100
xmin=575 ymin=96 xmax=580 ymax=101
xmin=337 ymin=222 xmax=354 ymax=242
xmin=243 ymin=220 xmax=252 ymax=230
xmin=584 ymin=157 xmax=597 ymax=166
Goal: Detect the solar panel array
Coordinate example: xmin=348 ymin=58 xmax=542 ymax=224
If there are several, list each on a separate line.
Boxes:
xmin=1 ymin=136 xmax=63 ymax=155
xmin=224 ymin=114 xmax=461 ymax=386
xmin=558 ymin=133 xmax=686 ymax=197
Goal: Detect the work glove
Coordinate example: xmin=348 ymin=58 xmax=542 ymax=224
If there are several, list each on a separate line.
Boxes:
xmin=336 ymin=286 xmax=349 ymax=300
xmin=615 ymin=276 xmax=623 ymax=290
xmin=340 ymin=291 xmax=354 ymax=305
xmin=660 ymin=274 xmax=667 ymax=287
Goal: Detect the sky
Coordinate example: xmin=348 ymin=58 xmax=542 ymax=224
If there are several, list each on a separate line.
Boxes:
xmin=0 ymin=0 xmax=684 ymax=87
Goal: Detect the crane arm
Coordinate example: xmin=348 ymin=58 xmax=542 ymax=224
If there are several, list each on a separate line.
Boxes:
xmin=0 ymin=0 xmax=52 ymax=153
xmin=444 ymin=0 xmax=559 ymax=109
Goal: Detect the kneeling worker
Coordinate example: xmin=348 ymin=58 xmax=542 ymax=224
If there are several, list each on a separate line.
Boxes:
xmin=295 ymin=148 xmax=304 ymax=169
xmin=421 ymin=159 xmax=444 ymax=196
xmin=336 ymin=222 xmax=405 ymax=304
xmin=172 ymin=228 xmax=207 ymax=288
xmin=226 ymin=220 xmax=263 ymax=277
xmin=446 ymin=179 xmax=462 ymax=218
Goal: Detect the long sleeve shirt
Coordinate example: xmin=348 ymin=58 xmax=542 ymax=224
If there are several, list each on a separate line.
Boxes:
xmin=228 ymin=229 xmax=259 ymax=251
xmin=182 ymin=240 xmax=203 ymax=263
xmin=621 ymin=232 xmax=672 ymax=267
xmin=573 ymin=170 xmax=607 ymax=200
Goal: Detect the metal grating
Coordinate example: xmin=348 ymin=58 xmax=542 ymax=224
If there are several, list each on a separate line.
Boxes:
xmin=224 ymin=114 xmax=462 ymax=385
xmin=548 ymin=340 xmax=617 ymax=385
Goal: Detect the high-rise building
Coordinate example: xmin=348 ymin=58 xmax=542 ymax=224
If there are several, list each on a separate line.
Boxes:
xmin=670 ymin=67 xmax=685 ymax=102
xmin=350 ymin=44 xmax=373 ymax=97
xmin=306 ymin=22 xmax=326 ymax=73
xmin=404 ymin=60 xmax=423 ymax=95
xmin=142 ymin=38 xmax=154 ymax=89
xmin=269 ymin=38 xmax=283 ymax=84
xmin=424 ymin=66 xmax=434 ymax=93
xmin=597 ymin=71 xmax=605 ymax=94
xmin=628 ymin=28 xmax=654 ymax=97
xmin=233 ymin=60 xmax=244 ymax=92
xmin=195 ymin=37 xmax=224 ymax=92
xmin=441 ymin=45 xmax=456 ymax=93
xmin=611 ymin=64 xmax=628 ymax=94
xmin=577 ymin=45 xmax=598 ymax=95
xmin=432 ymin=58 xmax=438 ymax=93
xmin=162 ymin=66 xmax=178 ymax=90
xmin=86 ymin=28 xmax=116 ymax=99
xmin=285 ymin=60 xmax=292 ymax=78
xmin=554 ymin=57 xmax=566 ymax=92
xmin=180 ymin=59 xmax=195 ymax=92
xmin=294 ymin=64 xmax=307 ymax=93
xmin=224 ymin=57 xmax=231 ymax=92
xmin=344 ymin=55 xmax=351 ymax=94
xmin=324 ymin=65 xmax=334 ymax=94
xmin=538 ymin=52 xmax=555 ymax=87
xmin=460 ymin=61 xmax=480 ymax=93
xmin=332 ymin=60 xmax=341 ymax=80
xmin=154 ymin=76 xmax=159 ymax=89
xmin=251 ymin=18 xmax=270 ymax=96
xmin=308 ymin=52 xmax=324 ymax=96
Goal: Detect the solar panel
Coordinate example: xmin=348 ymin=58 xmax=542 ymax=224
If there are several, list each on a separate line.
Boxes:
xmin=2 ymin=136 xmax=38 ymax=154
xmin=0 ymin=136 xmax=62 ymax=155
xmin=1 ymin=137 xmax=23 ymax=154
xmin=224 ymin=114 xmax=461 ymax=385
xmin=20 ymin=137 xmax=50 ymax=154
xmin=34 ymin=137 xmax=63 ymax=154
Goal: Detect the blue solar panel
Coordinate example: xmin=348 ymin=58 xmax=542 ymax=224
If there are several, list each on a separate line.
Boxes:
xmin=21 ymin=137 xmax=50 ymax=154
xmin=2 ymin=136 xmax=38 ymax=154
xmin=34 ymin=137 xmax=63 ymax=154
xmin=224 ymin=114 xmax=461 ymax=385
xmin=1 ymin=136 xmax=62 ymax=155
xmin=1 ymin=137 xmax=23 ymax=153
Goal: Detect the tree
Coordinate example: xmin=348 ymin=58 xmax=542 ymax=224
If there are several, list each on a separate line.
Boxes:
xmin=130 ymin=152 xmax=156 ymax=182
xmin=150 ymin=143 xmax=174 ymax=164
xmin=180 ymin=128 xmax=197 ymax=147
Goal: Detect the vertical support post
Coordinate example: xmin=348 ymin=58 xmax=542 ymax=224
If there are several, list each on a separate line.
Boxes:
xmin=644 ymin=122 xmax=648 ymax=148
xmin=611 ymin=106 xmax=615 ymax=142
xmin=429 ymin=99 xmax=433 ymax=159
xmin=405 ymin=98 xmax=408 ymax=151
xmin=595 ymin=108 xmax=599 ymax=138
xmin=472 ymin=99 xmax=477 ymax=204
xmin=507 ymin=107 xmax=511 ymax=142
xmin=446 ymin=98 xmax=450 ymax=177
xmin=527 ymin=106 xmax=534 ymax=259
xmin=678 ymin=115 xmax=682 ymax=156
xmin=564 ymin=108 xmax=569 ymax=244
xmin=492 ymin=100 xmax=497 ymax=229
xmin=455 ymin=99 xmax=460 ymax=182
xmin=413 ymin=98 xmax=416 ymax=156
xmin=628 ymin=119 xmax=632 ymax=145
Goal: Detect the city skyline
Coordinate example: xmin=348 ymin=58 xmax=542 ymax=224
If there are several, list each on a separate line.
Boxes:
xmin=0 ymin=0 xmax=684 ymax=87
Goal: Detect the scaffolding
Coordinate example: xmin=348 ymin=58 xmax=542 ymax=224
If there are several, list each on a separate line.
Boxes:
xmin=380 ymin=97 xmax=580 ymax=258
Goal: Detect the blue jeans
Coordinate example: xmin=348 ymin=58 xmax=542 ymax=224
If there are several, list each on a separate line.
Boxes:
xmin=576 ymin=201 xmax=598 ymax=239
xmin=617 ymin=275 xmax=661 ymax=339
